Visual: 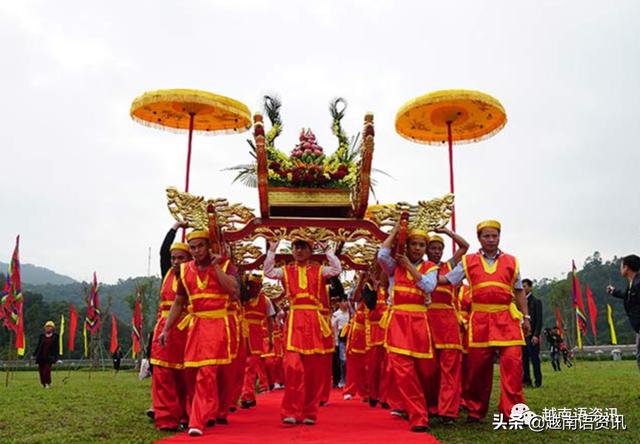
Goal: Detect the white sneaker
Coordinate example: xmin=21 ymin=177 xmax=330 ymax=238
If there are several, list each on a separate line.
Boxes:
xmin=302 ymin=418 xmax=316 ymax=425
xmin=282 ymin=417 xmax=297 ymax=424
xmin=188 ymin=427 xmax=203 ymax=436
xmin=44 ymin=384 xmax=50 ymax=389
xmin=343 ymin=394 xmax=352 ymax=400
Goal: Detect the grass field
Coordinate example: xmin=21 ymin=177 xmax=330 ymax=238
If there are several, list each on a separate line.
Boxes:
xmin=0 ymin=360 xmax=638 ymax=443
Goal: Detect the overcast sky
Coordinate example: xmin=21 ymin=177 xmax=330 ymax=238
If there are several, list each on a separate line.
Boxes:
xmin=1 ymin=1 xmax=638 ymax=284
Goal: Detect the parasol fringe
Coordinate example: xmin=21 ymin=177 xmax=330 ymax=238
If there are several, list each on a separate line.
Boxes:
xmin=401 ymin=119 xmax=507 ymax=146
xmin=130 ymin=114 xmax=248 ymax=136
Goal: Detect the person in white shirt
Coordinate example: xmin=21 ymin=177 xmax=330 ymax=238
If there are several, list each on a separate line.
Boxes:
xmin=332 ymin=297 xmax=351 ymax=387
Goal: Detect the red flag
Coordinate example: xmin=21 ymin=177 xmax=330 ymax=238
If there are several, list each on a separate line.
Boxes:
xmin=131 ymin=293 xmax=142 ymax=355
xmin=572 ymin=260 xmax=588 ymax=334
xmin=68 ymin=304 xmax=78 ymax=352
xmin=555 ymin=306 xmax=563 ymax=337
xmin=4 ymin=236 xmax=25 ymax=355
xmin=585 ymin=284 xmax=598 ymax=338
xmin=110 ymin=314 xmax=119 ymax=354
xmin=85 ymin=272 xmax=101 ymax=334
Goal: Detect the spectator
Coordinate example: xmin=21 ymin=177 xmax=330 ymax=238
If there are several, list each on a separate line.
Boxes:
xmin=112 ymin=346 xmax=123 ymax=374
xmin=32 ymin=320 xmax=60 ymax=388
xmin=544 ymin=327 xmax=563 ymax=371
xmin=522 ymin=279 xmax=543 ymax=387
xmin=607 ymin=254 xmax=640 ymax=371
xmin=332 ymin=296 xmax=350 ymax=388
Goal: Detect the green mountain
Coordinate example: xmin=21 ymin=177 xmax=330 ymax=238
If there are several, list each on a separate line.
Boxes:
xmin=0 ymin=262 xmax=77 ymax=285
xmin=0 ymin=274 xmax=161 ymax=359
xmin=534 ymin=252 xmax=635 ymax=346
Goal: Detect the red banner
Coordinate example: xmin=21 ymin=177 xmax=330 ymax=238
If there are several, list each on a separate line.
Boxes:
xmin=68 ymin=304 xmax=78 ymax=351
xmin=585 ymin=284 xmax=598 ymax=338
xmin=555 ymin=306 xmax=563 ymax=336
xmin=132 ymin=295 xmax=142 ymax=355
xmin=110 ymin=314 xmax=119 ymax=353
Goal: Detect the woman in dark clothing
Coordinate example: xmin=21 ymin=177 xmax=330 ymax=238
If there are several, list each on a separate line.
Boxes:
xmin=32 ymin=320 xmax=60 ymax=388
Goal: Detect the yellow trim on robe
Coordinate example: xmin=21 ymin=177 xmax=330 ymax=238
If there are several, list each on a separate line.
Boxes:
xmin=467 ymin=305 xmax=525 ymax=347
xmin=479 ymin=255 xmax=499 ymax=274
xmin=150 ymin=358 xmax=185 ymax=369
xmin=471 ymin=281 xmax=513 ymax=292
xmin=428 ymin=303 xmax=455 ymax=310
xmin=189 ymin=292 xmax=228 ymax=300
xmin=392 ymin=304 xmax=428 ymax=313
xmin=177 ymin=308 xmax=228 ymax=330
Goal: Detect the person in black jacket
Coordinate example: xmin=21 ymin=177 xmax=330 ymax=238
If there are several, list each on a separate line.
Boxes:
xmin=607 ymin=254 xmax=640 ymax=371
xmin=32 ymin=321 xmax=60 ymax=388
xmin=521 ymin=279 xmax=543 ymax=387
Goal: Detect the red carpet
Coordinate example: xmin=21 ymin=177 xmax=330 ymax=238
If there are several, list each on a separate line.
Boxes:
xmin=157 ymin=389 xmax=440 ymax=444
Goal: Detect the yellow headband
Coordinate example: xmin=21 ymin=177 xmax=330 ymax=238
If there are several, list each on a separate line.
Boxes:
xmin=476 ymin=220 xmax=501 ymax=233
xmin=170 ymin=242 xmax=190 ymax=254
xmin=186 ymin=229 xmax=209 ymax=242
xmin=290 ymin=237 xmax=313 ymax=247
xmin=44 ymin=321 xmax=55 ymax=328
xmin=407 ymin=228 xmax=429 ymax=241
xmin=428 ymin=234 xmax=445 ymax=245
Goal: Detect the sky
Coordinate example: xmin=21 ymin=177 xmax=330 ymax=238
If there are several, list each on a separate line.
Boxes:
xmin=1 ymin=1 xmax=638 ymax=284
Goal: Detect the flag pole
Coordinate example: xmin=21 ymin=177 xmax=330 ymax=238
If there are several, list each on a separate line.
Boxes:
xmin=5 ymin=333 xmax=13 ymax=387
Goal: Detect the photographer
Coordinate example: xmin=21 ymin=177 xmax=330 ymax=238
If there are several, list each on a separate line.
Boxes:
xmin=544 ymin=327 xmax=561 ymax=372
xmin=606 ymin=254 xmax=640 ymax=371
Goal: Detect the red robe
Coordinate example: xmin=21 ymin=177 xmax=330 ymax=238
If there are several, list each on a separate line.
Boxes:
xmin=365 ymin=286 xmax=388 ymax=402
xmin=344 ymin=302 xmax=369 ymax=398
xmin=179 ymin=259 xmax=234 ymax=430
xmin=241 ymin=292 xmax=271 ymax=402
xmin=462 ymin=251 xmax=525 ymax=420
xmin=150 ymin=270 xmax=189 ymax=429
xmin=281 ymin=262 xmax=332 ymax=422
xmin=384 ymin=259 xmax=438 ymax=429
xmin=425 ymin=262 xmax=463 ymax=418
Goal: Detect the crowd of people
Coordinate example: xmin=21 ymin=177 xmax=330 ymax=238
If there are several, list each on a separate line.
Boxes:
xmin=25 ymin=225 xmax=640 ymax=430
xmin=145 ymin=218 xmax=538 ymax=437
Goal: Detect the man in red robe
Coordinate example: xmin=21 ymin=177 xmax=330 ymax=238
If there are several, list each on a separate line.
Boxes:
xmin=377 ymin=225 xmax=439 ymax=432
xmin=441 ymin=220 xmax=531 ymax=422
xmin=343 ymin=274 xmax=369 ymax=401
xmin=424 ymin=228 xmax=468 ymax=424
xmin=363 ymin=272 xmax=389 ymax=408
xmin=150 ymin=240 xmax=191 ymax=430
xmin=241 ymin=273 xmax=276 ymax=408
xmin=158 ymin=229 xmax=240 ymax=437
xmin=265 ymin=238 xmax=341 ymax=425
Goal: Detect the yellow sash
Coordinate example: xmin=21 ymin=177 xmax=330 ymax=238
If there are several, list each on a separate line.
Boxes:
xmin=290 ymin=304 xmax=332 ymax=337
xmin=471 ymin=302 xmax=523 ymax=321
xmin=177 ymin=308 xmax=228 ymax=330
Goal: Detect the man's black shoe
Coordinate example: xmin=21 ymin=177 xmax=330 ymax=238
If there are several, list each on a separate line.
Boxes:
xmin=380 ymin=402 xmax=390 ymax=409
xmin=240 ymin=400 xmax=256 ymax=409
xmin=206 ymin=419 xmax=216 ymax=428
xmin=216 ymin=418 xmax=229 ymax=425
xmin=369 ymin=398 xmax=379 ymax=408
xmin=441 ymin=416 xmax=455 ymax=425
xmin=410 ymin=425 xmax=430 ymax=432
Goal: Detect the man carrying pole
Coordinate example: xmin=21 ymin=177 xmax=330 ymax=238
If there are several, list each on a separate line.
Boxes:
xmin=158 ymin=229 xmax=240 ymax=437
xmin=264 ymin=237 xmax=341 ymax=425
xmin=440 ymin=220 xmax=531 ymax=422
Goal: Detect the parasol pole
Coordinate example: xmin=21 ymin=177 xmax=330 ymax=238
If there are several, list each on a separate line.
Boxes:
xmin=447 ymin=121 xmax=456 ymax=253
xmin=182 ymin=112 xmax=195 ymax=241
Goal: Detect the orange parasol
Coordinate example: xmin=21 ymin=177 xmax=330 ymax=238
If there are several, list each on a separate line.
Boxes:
xmin=130 ymin=88 xmax=251 ymax=194
xmin=395 ymin=89 xmax=507 ymax=250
